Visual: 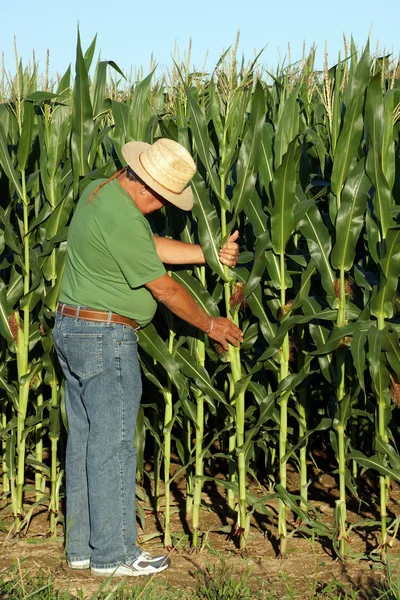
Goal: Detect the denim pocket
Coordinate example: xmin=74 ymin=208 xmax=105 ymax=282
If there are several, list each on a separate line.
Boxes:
xmin=63 ymin=333 xmax=103 ymax=378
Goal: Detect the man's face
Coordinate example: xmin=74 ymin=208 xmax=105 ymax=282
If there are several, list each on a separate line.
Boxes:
xmin=144 ymin=187 xmax=170 ymax=214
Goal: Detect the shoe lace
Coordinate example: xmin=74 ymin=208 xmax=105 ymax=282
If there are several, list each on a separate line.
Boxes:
xmin=126 ymin=551 xmax=152 ymax=564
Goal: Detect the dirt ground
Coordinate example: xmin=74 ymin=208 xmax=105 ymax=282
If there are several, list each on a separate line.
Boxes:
xmin=0 ymin=460 xmax=399 ymax=599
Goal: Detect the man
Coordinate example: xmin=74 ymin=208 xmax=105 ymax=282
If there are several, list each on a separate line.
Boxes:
xmin=53 ymin=138 xmax=242 ymax=577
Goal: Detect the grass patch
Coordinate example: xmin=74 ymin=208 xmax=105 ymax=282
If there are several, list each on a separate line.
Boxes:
xmin=1 ymin=556 xmax=398 ymax=600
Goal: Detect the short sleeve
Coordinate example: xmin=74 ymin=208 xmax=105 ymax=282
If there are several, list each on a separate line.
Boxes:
xmin=107 ymin=217 xmax=166 ymax=288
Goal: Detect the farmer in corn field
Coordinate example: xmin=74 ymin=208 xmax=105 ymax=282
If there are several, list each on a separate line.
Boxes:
xmin=53 ymin=139 xmax=242 ymax=577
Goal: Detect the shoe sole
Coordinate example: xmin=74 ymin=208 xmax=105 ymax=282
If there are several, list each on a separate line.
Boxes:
xmin=91 ymin=563 xmax=169 ymax=577
xmin=68 ymin=562 xmax=90 ymax=570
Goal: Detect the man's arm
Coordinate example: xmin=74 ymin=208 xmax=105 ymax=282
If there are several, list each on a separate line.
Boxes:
xmin=154 ymin=231 xmax=240 ymax=267
xmin=154 ymin=237 xmax=206 ymax=265
xmin=145 ymin=273 xmax=242 ymax=350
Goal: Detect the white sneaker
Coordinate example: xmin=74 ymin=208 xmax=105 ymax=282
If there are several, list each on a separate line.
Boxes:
xmin=91 ymin=551 xmax=170 ymax=577
xmin=68 ymin=558 xmax=90 ymax=569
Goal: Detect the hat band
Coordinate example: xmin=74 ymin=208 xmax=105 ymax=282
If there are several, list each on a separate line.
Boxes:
xmin=139 ymin=153 xmax=185 ymax=196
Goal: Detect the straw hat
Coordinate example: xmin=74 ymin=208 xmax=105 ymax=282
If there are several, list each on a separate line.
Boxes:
xmin=121 ymin=139 xmax=197 ymax=210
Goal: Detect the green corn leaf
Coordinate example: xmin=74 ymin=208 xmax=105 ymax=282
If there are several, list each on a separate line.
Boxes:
xmin=174 ymin=347 xmax=225 ymax=404
xmin=57 ymin=64 xmax=72 ymax=97
xmin=127 ymin=71 xmax=154 ymax=142
xmin=6 ymin=266 xmax=24 ymax=307
xmin=17 ymin=101 xmax=35 ymax=174
xmin=92 ymin=60 xmax=125 ymax=120
xmin=180 ymin=396 xmax=198 ymax=426
xmin=275 ymin=355 xmax=315 ymax=399
xmin=331 ymin=43 xmax=370 ymax=199
xmin=208 ymin=78 xmax=223 ymax=146
xmin=274 ymin=87 xmax=300 ymax=168
xmin=244 ymin=189 xmax=268 ymax=238
xmin=236 ymin=269 xmax=277 ymax=344
xmin=295 ymin=189 xmax=336 ymax=305
xmin=43 ymin=246 xmax=67 ymax=311
xmin=271 ymin=139 xmax=298 ymax=255
xmin=231 ymin=81 xmax=265 ymax=216
xmin=311 ymin=321 xmax=364 ymax=356
xmin=375 ymin=436 xmax=400 ymax=472
xmin=259 ymin=123 xmax=274 ymax=193
xmin=167 ymin=205 xmax=194 ymax=245
xmin=25 ymin=91 xmax=61 ymax=102
xmin=329 ymin=61 xmax=343 ymax=155
xmin=163 ymin=395 xmax=182 ymax=434
xmin=20 ymin=279 xmax=44 ymax=313
xmin=47 ymin=105 xmax=70 ymax=181
xmin=331 ymin=159 xmax=370 ymax=271
xmin=283 ymin=417 xmax=331 ymax=462
xmin=366 ymin=144 xmax=394 ymax=240
xmin=248 ymin=383 xmax=276 ymax=427
xmin=382 ymin=327 xmax=400 ymax=377
xmin=171 ymin=270 xmax=219 ymax=316
xmin=265 ymin=249 xmax=292 ymax=290
xmin=0 ymin=121 xmax=23 ymax=200
xmin=365 ymin=74 xmax=384 ymax=152
xmin=382 ymin=89 xmax=396 ymax=189
xmin=200 ymin=476 xmax=275 ymax=516
xmin=45 ymin=190 xmax=75 ymax=240
xmin=241 ymin=322 xmax=259 ymax=352
xmin=5 ymin=434 xmax=17 ymax=479
xmin=71 ymin=29 xmax=94 ymax=187
xmin=191 ymin=172 xmax=227 ymax=281
xmin=303 ymin=128 xmax=327 ymax=175
xmin=83 ymin=33 xmax=97 ymax=72
xmin=350 ymin=325 xmax=370 ymax=392
xmin=370 ymin=227 xmax=400 ymax=319
xmin=111 ymin=99 xmax=130 ymax=163
xmin=20 ymin=362 xmax=42 ymax=387
xmin=138 ymin=323 xmax=188 ymax=401
xmin=259 ymin=308 xmax=343 ymax=361
xmin=221 ymin=91 xmax=248 ymax=178
xmin=245 ymin=231 xmax=270 ymax=297
xmin=365 ymin=207 xmax=381 ymax=264
xmin=335 ymin=390 xmax=354 ymax=428
xmin=37 ymin=118 xmax=51 ymax=200
xmin=350 ymin=450 xmax=400 ymax=483
xmin=0 ymin=280 xmax=14 ymax=344
xmin=367 ymin=327 xmax=391 ymax=398
xmin=275 ymin=485 xmax=331 ymax=536
xmin=290 ymin=261 xmax=317 ymax=314
xmin=186 ymin=86 xmax=221 ymax=201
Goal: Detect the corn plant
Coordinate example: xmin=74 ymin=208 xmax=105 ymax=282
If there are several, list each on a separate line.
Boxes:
xmin=0 ymin=33 xmax=400 ymax=563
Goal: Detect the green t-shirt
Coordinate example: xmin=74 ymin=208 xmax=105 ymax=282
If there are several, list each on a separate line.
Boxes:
xmin=59 ymin=178 xmax=166 ymax=326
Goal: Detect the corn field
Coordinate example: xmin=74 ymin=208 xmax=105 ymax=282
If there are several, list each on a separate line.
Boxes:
xmin=1 ymin=32 xmax=400 ymax=561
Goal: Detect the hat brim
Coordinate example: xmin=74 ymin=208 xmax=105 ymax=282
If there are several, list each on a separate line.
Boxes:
xmin=121 ymin=142 xmax=194 ymax=211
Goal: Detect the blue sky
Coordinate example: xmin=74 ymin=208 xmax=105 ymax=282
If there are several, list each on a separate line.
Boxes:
xmin=1 ymin=0 xmax=399 ymax=81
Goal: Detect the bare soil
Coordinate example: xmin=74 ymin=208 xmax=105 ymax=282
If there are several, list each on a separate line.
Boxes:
xmin=1 ymin=459 xmax=399 ymax=599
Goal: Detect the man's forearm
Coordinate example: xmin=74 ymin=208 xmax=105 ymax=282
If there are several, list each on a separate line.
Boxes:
xmin=145 ymin=273 xmax=243 ymax=350
xmin=154 ymin=236 xmax=206 ymax=265
xmin=146 ymin=273 xmax=211 ymax=331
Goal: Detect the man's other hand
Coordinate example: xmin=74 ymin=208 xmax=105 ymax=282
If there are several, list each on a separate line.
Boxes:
xmin=219 ymin=230 xmax=240 ymax=267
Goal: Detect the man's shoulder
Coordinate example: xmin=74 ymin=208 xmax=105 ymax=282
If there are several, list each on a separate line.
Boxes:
xmin=78 ymin=179 xmax=144 ymax=228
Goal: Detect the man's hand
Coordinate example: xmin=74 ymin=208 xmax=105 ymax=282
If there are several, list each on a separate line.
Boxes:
xmin=207 ymin=316 xmax=243 ymax=351
xmin=219 ymin=230 xmax=240 ymax=267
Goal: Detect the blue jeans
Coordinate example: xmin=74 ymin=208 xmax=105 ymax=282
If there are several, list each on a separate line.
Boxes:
xmin=53 ymin=308 xmax=142 ymax=568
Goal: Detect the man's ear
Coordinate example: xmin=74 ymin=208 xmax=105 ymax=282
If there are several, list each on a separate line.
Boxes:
xmin=139 ymin=185 xmax=148 ymax=196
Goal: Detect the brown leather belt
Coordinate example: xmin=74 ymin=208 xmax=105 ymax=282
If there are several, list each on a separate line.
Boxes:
xmin=57 ymin=304 xmax=140 ymax=330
